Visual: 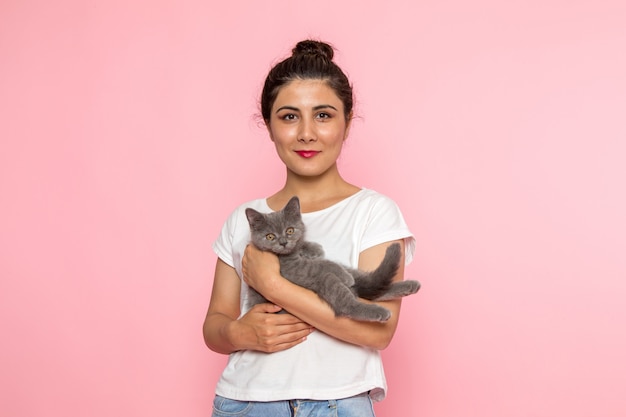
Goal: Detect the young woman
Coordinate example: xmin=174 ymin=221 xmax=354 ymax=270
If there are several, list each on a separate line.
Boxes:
xmin=203 ymin=39 xmax=415 ymax=417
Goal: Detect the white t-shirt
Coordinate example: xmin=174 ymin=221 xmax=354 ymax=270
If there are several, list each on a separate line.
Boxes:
xmin=212 ymin=188 xmax=415 ymax=402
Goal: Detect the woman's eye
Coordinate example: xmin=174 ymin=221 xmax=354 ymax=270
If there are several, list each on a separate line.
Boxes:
xmin=281 ymin=113 xmax=297 ymax=121
xmin=266 ymin=233 xmax=276 ymax=241
xmin=285 ymin=227 xmax=294 ymax=235
xmin=316 ymin=112 xmax=331 ymax=120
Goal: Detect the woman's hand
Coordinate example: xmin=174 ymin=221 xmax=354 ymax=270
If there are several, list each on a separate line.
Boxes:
xmin=203 ymin=258 xmax=312 ymax=354
xmin=231 ymin=303 xmax=313 ymax=353
xmin=242 ymin=244 xmax=282 ymax=299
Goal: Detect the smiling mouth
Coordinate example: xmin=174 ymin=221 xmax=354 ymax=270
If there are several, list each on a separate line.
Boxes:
xmin=295 ymin=150 xmax=320 ymax=158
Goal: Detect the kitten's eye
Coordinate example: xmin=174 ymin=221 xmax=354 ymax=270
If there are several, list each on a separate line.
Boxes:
xmin=285 ymin=227 xmax=294 ymax=235
xmin=266 ymin=233 xmax=276 ymax=241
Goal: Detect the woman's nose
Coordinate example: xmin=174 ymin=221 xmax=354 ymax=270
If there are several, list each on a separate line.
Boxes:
xmin=298 ymin=119 xmax=317 ymax=143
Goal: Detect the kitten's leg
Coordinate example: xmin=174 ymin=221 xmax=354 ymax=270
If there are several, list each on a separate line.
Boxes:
xmin=314 ymin=273 xmax=392 ymax=322
xmin=339 ymin=300 xmax=392 ymax=322
xmin=373 ymin=280 xmax=421 ymax=301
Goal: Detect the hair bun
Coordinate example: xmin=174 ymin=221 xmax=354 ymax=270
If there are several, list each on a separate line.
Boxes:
xmin=292 ymin=40 xmax=334 ymax=61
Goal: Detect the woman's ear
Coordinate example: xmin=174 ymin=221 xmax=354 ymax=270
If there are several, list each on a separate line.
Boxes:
xmin=343 ymin=112 xmax=353 ymax=141
xmin=265 ymin=120 xmax=275 ymax=142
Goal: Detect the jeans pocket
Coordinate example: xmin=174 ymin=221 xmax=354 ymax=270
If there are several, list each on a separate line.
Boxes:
xmin=212 ymin=395 xmax=253 ymax=416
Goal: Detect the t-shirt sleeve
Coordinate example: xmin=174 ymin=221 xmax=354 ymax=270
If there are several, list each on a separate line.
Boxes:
xmin=212 ymin=207 xmax=240 ymax=268
xmin=360 ymin=195 xmax=416 ymax=265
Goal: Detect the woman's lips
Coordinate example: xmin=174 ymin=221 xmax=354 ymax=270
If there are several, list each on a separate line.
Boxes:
xmin=295 ymin=150 xmax=320 ymax=158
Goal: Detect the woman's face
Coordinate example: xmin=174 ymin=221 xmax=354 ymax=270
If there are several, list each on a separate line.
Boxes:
xmin=267 ymin=79 xmax=351 ymax=179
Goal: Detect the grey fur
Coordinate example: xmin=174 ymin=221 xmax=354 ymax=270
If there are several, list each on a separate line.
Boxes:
xmin=245 ymin=196 xmax=420 ymax=322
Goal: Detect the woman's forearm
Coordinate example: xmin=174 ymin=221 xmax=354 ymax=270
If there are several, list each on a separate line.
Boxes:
xmin=262 ymin=274 xmax=402 ymax=350
xmin=203 ymin=312 xmax=240 ymax=355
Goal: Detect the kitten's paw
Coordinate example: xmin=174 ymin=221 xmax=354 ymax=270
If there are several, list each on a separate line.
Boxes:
xmin=374 ymin=308 xmax=392 ymax=322
xmin=347 ymin=304 xmax=392 ymax=322
xmin=407 ymin=280 xmax=420 ymax=294
xmin=372 ymin=280 xmax=421 ymax=301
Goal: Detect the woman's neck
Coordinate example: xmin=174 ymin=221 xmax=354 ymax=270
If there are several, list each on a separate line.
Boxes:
xmin=267 ymin=168 xmax=360 ymax=212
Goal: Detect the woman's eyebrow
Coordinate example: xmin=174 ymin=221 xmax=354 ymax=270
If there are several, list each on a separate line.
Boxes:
xmin=275 ymin=106 xmax=300 ymax=113
xmin=313 ymin=104 xmax=338 ymax=111
xmin=275 ymin=104 xmax=338 ymax=113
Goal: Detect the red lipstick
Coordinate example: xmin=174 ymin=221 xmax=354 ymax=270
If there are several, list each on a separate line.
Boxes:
xmin=295 ymin=150 xmax=320 ymax=158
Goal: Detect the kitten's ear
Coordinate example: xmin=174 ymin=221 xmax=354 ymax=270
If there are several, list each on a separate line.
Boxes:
xmin=245 ymin=208 xmax=266 ymax=230
xmin=283 ymin=196 xmax=301 ymax=218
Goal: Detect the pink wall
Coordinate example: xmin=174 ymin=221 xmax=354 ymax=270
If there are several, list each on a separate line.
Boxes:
xmin=1 ymin=1 xmax=625 ymax=416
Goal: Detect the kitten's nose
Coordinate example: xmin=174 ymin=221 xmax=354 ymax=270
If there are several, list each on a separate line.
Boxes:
xmin=279 ymin=239 xmax=288 ymax=247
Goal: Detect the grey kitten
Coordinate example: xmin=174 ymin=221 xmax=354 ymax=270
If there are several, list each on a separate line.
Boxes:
xmin=244 ymin=196 xmax=420 ymax=322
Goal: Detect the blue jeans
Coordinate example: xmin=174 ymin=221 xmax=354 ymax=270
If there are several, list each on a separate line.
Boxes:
xmin=211 ymin=392 xmax=376 ymax=417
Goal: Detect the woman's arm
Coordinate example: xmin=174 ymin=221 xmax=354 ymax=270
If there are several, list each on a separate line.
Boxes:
xmin=202 ymin=258 xmax=313 ymax=354
xmin=242 ymin=239 xmax=408 ymax=350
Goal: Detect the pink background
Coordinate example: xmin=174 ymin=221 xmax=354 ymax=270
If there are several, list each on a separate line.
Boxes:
xmin=1 ymin=1 xmax=625 ymax=416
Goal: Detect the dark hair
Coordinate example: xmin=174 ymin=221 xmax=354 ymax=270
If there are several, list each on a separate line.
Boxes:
xmin=260 ymin=40 xmax=354 ymax=123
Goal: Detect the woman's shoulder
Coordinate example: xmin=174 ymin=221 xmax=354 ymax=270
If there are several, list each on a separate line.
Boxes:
xmin=218 ymin=197 xmax=270 ymax=232
xmin=348 ymin=188 xmax=401 ymax=210
xmin=228 ymin=197 xmax=270 ymax=215
xmin=346 ymin=188 xmax=409 ymax=229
